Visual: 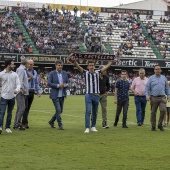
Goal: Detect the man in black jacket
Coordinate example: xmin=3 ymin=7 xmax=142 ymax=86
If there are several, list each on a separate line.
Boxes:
xmin=99 ymin=65 xmax=110 ymax=128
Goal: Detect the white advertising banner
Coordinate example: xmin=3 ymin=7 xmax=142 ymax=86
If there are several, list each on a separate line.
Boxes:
xmin=0 ymin=0 xmax=44 ymax=8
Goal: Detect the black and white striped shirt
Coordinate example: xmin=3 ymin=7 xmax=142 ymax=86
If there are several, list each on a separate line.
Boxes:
xmin=83 ymin=69 xmax=101 ymax=94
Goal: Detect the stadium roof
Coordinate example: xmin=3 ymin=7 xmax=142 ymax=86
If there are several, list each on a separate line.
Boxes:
xmin=162 ymin=0 xmax=170 ymax=6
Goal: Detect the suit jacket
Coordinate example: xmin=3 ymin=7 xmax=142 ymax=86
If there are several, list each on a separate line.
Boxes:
xmin=48 ymin=70 xmax=69 ymax=99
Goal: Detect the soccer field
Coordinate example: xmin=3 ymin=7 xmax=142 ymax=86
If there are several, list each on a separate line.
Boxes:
xmin=0 ymin=95 xmax=170 ymax=170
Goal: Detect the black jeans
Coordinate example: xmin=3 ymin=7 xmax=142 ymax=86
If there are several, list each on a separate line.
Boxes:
xmin=22 ymin=91 xmax=34 ymax=125
xmin=115 ymin=99 xmax=129 ymax=126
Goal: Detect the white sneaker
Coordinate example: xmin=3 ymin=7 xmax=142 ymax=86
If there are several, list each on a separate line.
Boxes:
xmin=102 ymin=125 xmax=109 ymax=129
xmin=84 ymin=128 xmax=90 ymax=133
xmin=91 ymin=127 xmax=98 ymax=132
xmin=5 ymin=128 xmax=12 ymax=133
xmin=0 ymin=127 xmax=2 ymax=134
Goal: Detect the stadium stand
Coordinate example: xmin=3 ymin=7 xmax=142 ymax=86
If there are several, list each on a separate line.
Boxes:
xmin=0 ymin=8 xmax=31 ymax=54
xmin=1 ymin=4 xmax=170 ymax=60
xmin=142 ymin=18 xmax=170 ymax=59
xmin=15 ymin=6 xmax=84 ymax=55
xmin=81 ymin=10 xmax=157 ymax=58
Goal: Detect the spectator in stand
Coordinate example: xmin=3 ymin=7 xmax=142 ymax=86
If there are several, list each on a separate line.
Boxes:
xmin=73 ymin=6 xmax=78 ymax=17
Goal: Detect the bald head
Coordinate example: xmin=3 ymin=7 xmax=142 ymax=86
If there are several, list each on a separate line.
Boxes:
xmin=28 ymin=59 xmax=34 ymax=70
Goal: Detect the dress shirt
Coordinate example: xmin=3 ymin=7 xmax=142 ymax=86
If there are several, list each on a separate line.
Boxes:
xmin=56 ymin=70 xmax=63 ymax=97
xmin=116 ymin=79 xmax=130 ymax=100
xmin=131 ymin=77 xmax=148 ymax=96
xmin=0 ymin=69 xmax=20 ymax=99
xmin=145 ymin=74 xmax=170 ymax=97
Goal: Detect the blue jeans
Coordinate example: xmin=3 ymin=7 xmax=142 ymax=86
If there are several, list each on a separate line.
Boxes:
xmin=0 ymin=97 xmax=15 ymax=129
xmin=134 ymin=96 xmax=147 ymax=124
xmin=85 ymin=94 xmax=100 ymax=128
xmin=50 ymin=97 xmax=64 ymax=127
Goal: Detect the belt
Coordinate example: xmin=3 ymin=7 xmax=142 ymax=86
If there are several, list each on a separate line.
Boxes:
xmin=136 ymin=95 xmax=145 ymax=97
xmin=151 ymin=95 xmax=165 ymax=97
xmin=87 ymin=93 xmax=99 ymax=96
xmin=29 ymin=89 xmax=35 ymax=92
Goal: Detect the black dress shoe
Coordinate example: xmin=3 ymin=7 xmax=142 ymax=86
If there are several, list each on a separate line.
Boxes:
xmin=24 ymin=124 xmax=29 ymax=129
xmin=58 ymin=126 xmax=64 ymax=130
xmin=48 ymin=121 xmax=56 ymax=128
xmin=113 ymin=122 xmax=117 ymax=127
xmin=151 ymin=126 xmax=156 ymax=131
xmin=137 ymin=123 xmax=141 ymax=126
xmin=158 ymin=125 xmax=164 ymax=131
xmin=122 ymin=125 xmax=128 ymax=128
xmin=18 ymin=126 xmax=25 ymax=130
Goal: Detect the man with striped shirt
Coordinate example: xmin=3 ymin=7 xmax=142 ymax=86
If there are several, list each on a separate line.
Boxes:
xmin=70 ymin=59 xmax=113 ymax=133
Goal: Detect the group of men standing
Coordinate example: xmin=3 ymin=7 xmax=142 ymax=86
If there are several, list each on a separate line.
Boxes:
xmin=0 ymin=57 xmax=170 ymax=134
xmin=0 ymin=58 xmax=41 ymax=134
xmin=54 ymin=56 xmax=170 ymax=133
xmin=114 ymin=65 xmax=170 ymax=131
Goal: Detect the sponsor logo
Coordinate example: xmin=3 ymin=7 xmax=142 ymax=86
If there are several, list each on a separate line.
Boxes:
xmin=144 ymin=61 xmax=158 ymax=67
xmin=165 ymin=62 xmax=170 ymax=67
xmin=121 ymin=59 xmax=138 ymax=66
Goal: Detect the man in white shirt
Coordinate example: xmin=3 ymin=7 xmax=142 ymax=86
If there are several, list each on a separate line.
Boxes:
xmin=0 ymin=59 xmax=20 ymax=134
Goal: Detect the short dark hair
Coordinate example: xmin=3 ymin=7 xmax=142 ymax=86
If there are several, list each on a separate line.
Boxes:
xmin=121 ymin=70 xmax=127 ymax=74
xmin=87 ymin=60 xmax=95 ymax=65
xmin=154 ymin=65 xmax=160 ymax=69
xmin=5 ymin=59 xmax=13 ymax=68
xmin=55 ymin=60 xmax=63 ymax=65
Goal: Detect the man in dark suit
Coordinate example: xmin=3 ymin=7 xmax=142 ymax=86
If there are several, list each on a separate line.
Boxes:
xmin=48 ymin=60 xmax=69 ymax=130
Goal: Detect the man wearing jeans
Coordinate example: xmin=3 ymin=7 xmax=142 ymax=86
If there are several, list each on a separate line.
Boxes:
xmin=131 ymin=68 xmax=148 ymax=126
xmin=0 ymin=59 xmax=20 ymax=134
xmin=48 ymin=60 xmax=69 ymax=130
xmin=145 ymin=65 xmax=170 ymax=131
xmin=114 ymin=70 xmax=130 ymax=128
xmin=69 ymin=58 xmax=113 ymax=133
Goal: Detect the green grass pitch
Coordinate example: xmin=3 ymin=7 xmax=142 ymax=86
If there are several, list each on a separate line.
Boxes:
xmin=0 ymin=95 xmax=169 ymax=170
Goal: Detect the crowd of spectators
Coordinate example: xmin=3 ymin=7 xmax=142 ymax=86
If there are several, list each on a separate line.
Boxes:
xmin=0 ymin=5 xmax=170 ymax=59
xmin=110 ymin=11 xmax=151 ymax=56
xmin=145 ymin=19 xmax=170 ymax=55
xmin=82 ymin=9 xmax=153 ymax=56
xmin=81 ymin=8 xmax=106 ymax=53
xmin=0 ymin=8 xmax=30 ymax=54
xmin=16 ymin=5 xmax=84 ymax=55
